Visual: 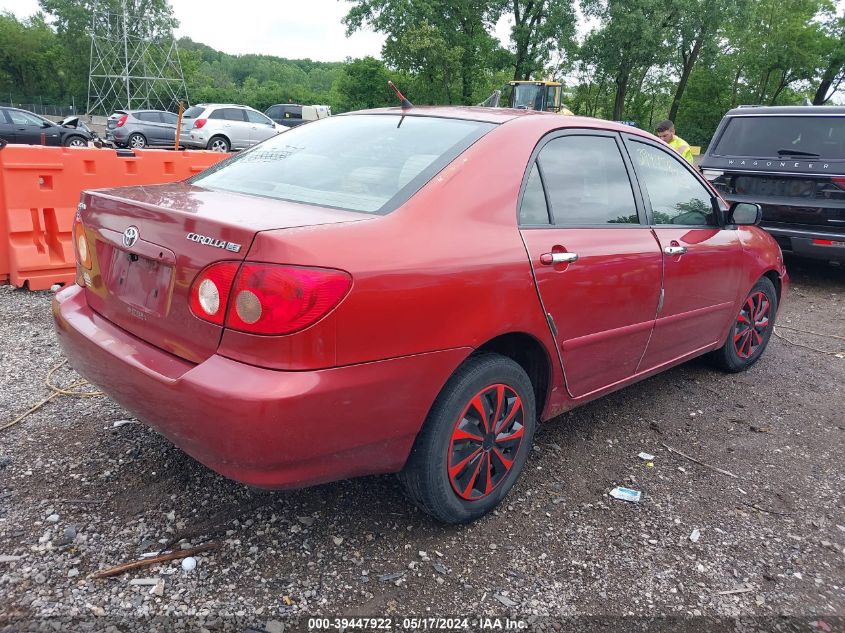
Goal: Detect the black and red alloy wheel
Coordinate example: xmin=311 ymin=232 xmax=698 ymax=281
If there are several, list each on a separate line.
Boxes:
xmin=733 ymin=290 xmax=771 ymax=359
xmin=446 ymin=384 xmax=525 ymax=501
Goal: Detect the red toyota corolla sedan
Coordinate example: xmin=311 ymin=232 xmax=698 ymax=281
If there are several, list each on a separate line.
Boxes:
xmin=53 ymin=107 xmax=787 ymax=523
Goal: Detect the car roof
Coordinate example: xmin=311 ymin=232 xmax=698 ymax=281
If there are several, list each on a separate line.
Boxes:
xmin=724 ymin=105 xmax=845 ymax=116
xmin=344 ymin=106 xmax=657 ymax=137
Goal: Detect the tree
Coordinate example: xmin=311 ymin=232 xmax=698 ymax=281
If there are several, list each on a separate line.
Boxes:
xmin=330 ymin=56 xmax=395 ymax=111
xmin=580 ymin=0 xmax=680 ymax=120
xmin=509 ymin=0 xmax=577 ymax=81
xmin=812 ymin=14 xmax=845 ymax=104
xmin=344 ymin=0 xmax=506 ymax=104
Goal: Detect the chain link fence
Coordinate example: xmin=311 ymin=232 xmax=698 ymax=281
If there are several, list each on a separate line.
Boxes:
xmin=0 ymin=101 xmax=81 ymax=118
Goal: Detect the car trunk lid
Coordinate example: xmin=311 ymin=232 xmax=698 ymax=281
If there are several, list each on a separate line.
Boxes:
xmin=79 ymin=182 xmax=372 ymax=364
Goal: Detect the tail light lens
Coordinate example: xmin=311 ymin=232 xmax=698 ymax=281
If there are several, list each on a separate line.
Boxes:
xmin=73 ymin=214 xmax=91 ymax=270
xmin=193 ymin=118 xmax=207 ymax=129
xmin=227 ymin=264 xmax=352 ymax=334
xmin=189 ymin=262 xmax=239 ymax=325
xmin=116 ymin=114 xmax=128 ymax=128
xmin=832 ymin=177 xmax=845 ymax=191
xmin=188 ymin=263 xmax=352 ymax=334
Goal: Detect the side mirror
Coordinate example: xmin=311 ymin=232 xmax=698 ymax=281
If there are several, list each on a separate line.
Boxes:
xmin=42 ymin=120 xmax=53 ymax=129
xmin=729 ymin=202 xmax=762 ymax=226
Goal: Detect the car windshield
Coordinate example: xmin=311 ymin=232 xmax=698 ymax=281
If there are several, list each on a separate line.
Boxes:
xmin=190 ymin=114 xmax=495 ymax=214
xmin=712 ymin=116 xmax=845 ymax=159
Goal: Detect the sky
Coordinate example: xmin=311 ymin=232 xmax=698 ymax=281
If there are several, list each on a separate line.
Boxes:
xmin=0 ymin=0 xmax=515 ymax=62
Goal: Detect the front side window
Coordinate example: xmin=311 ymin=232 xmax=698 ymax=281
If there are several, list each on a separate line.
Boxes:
xmin=246 ymin=110 xmax=272 ymax=125
xmin=162 ymin=112 xmax=178 ymax=124
xmin=631 ymin=141 xmax=715 ymax=226
xmin=536 ymin=135 xmax=639 ymax=225
xmin=190 ymin=114 xmax=494 ymax=214
xmin=9 ymin=110 xmax=45 ymax=126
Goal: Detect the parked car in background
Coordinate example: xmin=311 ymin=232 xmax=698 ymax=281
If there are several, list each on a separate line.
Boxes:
xmin=180 ymin=104 xmax=279 ymax=152
xmin=0 ymin=107 xmax=92 ymax=147
xmin=106 ymin=109 xmax=179 ymax=148
xmin=57 ymin=107 xmax=787 ymax=524
xmin=266 ymin=104 xmax=331 ymax=128
xmin=265 ymin=103 xmax=304 ymax=128
xmin=701 ymin=105 xmax=845 ymax=262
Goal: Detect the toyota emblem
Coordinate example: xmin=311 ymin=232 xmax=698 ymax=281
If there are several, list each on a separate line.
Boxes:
xmin=122 ymin=226 xmax=139 ymax=248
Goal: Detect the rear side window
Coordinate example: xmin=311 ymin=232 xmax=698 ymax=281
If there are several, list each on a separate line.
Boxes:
xmin=519 ymin=165 xmax=550 ymax=225
xmin=712 ymin=116 xmax=845 ymax=160
xmin=224 ymin=108 xmax=246 ymax=121
xmin=537 ymin=135 xmax=639 ymax=225
xmin=191 ymin=114 xmax=495 ymax=214
xmin=136 ymin=112 xmax=161 ymax=122
xmin=182 ymin=106 xmax=205 ymax=119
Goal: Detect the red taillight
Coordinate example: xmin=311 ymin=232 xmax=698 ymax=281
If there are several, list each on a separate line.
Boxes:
xmin=116 ymin=114 xmax=128 ymax=127
xmin=73 ymin=214 xmax=91 ymax=271
xmin=193 ymin=118 xmax=207 ymax=129
xmin=226 ymin=264 xmax=352 ymax=335
xmin=189 ymin=262 xmax=239 ymax=325
xmin=832 ymin=177 xmax=845 ymax=191
xmin=189 ymin=262 xmax=352 ymax=333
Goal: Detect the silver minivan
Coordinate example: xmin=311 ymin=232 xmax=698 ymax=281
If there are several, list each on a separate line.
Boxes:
xmin=180 ymin=104 xmax=281 ymax=152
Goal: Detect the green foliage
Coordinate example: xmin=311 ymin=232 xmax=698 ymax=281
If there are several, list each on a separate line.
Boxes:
xmin=0 ymin=0 xmax=842 ymax=146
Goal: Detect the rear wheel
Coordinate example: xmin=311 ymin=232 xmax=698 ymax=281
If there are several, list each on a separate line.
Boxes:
xmin=399 ymin=353 xmax=536 ymax=524
xmin=128 ymin=133 xmax=146 ymax=149
xmin=207 ymin=136 xmax=229 ymax=152
xmin=711 ymin=277 xmax=778 ymax=372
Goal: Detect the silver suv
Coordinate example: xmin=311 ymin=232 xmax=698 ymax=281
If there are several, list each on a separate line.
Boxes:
xmin=180 ymin=104 xmax=281 ymax=152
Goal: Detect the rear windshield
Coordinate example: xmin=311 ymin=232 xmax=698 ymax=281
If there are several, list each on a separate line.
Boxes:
xmin=182 ymin=106 xmax=205 ymax=119
xmin=712 ymin=116 xmax=845 ymax=159
xmin=190 ymin=114 xmax=495 ymax=214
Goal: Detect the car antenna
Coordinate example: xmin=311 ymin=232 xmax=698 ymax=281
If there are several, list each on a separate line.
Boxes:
xmin=388 ymin=81 xmax=414 ymax=109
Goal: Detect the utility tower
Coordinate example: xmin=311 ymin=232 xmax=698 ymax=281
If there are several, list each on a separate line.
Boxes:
xmin=87 ymin=0 xmax=189 ymax=116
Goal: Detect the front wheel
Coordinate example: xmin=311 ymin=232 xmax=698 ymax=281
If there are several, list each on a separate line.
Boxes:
xmin=399 ymin=353 xmax=536 ymax=524
xmin=63 ymin=136 xmax=87 ymax=148
xmin=711 ymin=276 xmax=778 ymax=372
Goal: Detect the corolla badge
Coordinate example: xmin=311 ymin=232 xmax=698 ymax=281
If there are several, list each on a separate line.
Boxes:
xmin=186 ymin=232 xmax=242 ymax=253
xmin=122 ymin=226 xmax=140 ymax=248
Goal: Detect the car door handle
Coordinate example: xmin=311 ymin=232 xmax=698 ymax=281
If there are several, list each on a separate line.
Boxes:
xmin=540 ymin=252 xmax=578 ymax=265
xmin=664 ymin=245 xmax=687 ymax=256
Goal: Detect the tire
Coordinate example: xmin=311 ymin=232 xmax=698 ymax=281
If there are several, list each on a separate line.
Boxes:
xmin=711 ymin=276 xmax=778 ymax=372
xmin=63 ymin=136 xmax=87 ymax=148
xmin=399 ymin=353 xmax=537 ymax=524
xmin=207 ymin=136 xmax=230 ymax=152
xmin=128 ymin=133 xmax=146 ymax=149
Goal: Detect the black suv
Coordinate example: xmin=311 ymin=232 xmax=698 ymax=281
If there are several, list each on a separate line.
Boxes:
xmin=701 ymin=106 xmax=845 ymax=261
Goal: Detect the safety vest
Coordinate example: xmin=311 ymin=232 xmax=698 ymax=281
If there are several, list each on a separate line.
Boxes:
xmin=668 ymin=135 xmax=694 ymax=165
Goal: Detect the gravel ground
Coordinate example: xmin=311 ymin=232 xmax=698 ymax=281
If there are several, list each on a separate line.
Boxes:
xmin=0 ymin=257 xmax=843 ymax=632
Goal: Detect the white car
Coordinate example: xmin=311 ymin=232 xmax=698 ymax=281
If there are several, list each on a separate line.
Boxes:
xmin=180 ymin=103 xmax=280 ymax=152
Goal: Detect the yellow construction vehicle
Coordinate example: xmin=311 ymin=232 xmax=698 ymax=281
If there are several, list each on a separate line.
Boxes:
xmin=508 ymin=81 xmax=574 ymax=115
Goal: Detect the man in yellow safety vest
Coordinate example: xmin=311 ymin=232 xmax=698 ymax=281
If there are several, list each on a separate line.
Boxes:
xmin=655 ymin=120 xmax=694 ymax=165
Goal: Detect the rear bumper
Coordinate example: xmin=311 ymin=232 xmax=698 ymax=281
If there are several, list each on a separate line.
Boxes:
xmin=762 ymin=225 xmax=845 ymax=262
xmin=53 ymin=285 xmax=468 ymax=489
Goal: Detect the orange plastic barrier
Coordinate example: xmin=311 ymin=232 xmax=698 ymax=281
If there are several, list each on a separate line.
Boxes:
xmin=0 ymin=146 xmax=229 ymax=290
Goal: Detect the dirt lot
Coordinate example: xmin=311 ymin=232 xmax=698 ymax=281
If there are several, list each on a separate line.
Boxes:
xmin=0 ymin=257 xmax=843 ymax=632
